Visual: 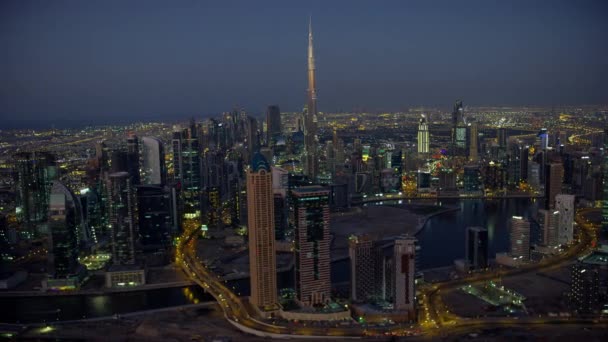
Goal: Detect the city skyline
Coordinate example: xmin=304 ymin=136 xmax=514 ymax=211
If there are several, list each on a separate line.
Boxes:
xmin=2 ymin=2 xmax=608 ymax=340
xmin=1 ymin=0 xmax=608 ymax=128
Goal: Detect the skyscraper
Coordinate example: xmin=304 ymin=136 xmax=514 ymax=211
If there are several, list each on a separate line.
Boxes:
xmin=47 ymin=181 xmax=80 ymax=279
xmin=266 ymin=105 xmax=281 ymax=146
xmin=469 ymin=122 xmax=478 ymax=161
xmin=137 ymin=185 xmax=174 ymax=249
xmin=14 ymin=152 xmax=55 ymax=237
xmin=509 ymin=216 xmax=530 ymax=261
xmin=555 ymin=194 xmax=575 ymax=245
xmin=545 ymin=163 xmax=564 ymax=209
xmin=141 ymin=137 xmax=166 ymax=185
xmin=349 ymin=235 xmax=417 ymax=318
xmin=451 ymin=100 xmax=467 ymax=157
xmin=463 ymin=165 xmax=482 ymax=194
xmin=303 ymin=18 xmax=319 ymax=179
xmin=172 ymin=123 xmax=202 ymax=219
xmin=290 ymin=185 xmax=330 ymax=306
xmin=417 ymin=116 xmax=429 ymax=154
xmin=246 ymin=116 xmax=260 ymax=161
xmin=539 ymin=209 xmax=559 ymax=247
xmin=107 ymin=172 xmax=138 ymax=265
xmin=393 ymin=236 xmax=416 ymax=313
xmin=570 ymin=263 xmax=600 ymax=315
xmin=247 ymin=153 xmax=278 ymax=310
xmin=538 ymin=128 xmax=549 ymax=150
xmin=349 ymin=235 xmax=374 ymax=302
xmin=466 ymin=227 xmax=488 ymax=270
xmin=126 ymin=133 xmax=141 ymax=185
xmin=497 ymin=128 xmax=507 ymax=148
xmin=452 ymin=100 xmax=463 ymax=127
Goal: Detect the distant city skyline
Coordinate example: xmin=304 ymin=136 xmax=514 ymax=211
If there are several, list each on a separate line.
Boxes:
xmin=1 ymin=0 xmax=607 ymax=129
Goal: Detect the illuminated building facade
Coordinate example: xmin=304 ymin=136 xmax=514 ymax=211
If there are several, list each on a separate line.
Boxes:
xmin=290 ymin=186 xmax=331 ymax=306
xmin=349 ymin=235 xmax=374 ymax=302
xmin=417 ymin=116 xmax=429 ymax=154
xmin=303 ymin=19 xmax=319 ymax=179
xmin=141 ymin=137 xmax=166 ymax=185
xmin=509 ymin=216 xmax=530 ymax=261
xmin=172 ymin=121 xmax=202 ymax=219
xmin=247 ymin=153 xmax=278 ymax=310
xmin=14 ymin=152 xmax=56 ymax=237
xmin=107 ymin=172 xmax=138 ymax=265
xmin=570 ymin=263 xmax=600 ymax=315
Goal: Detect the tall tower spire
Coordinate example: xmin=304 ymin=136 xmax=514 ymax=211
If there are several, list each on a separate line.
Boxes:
xmin=304 ymin=17 xmax=318 ymax=180
xmin=307 ymin=16 xmax=317 ymax=117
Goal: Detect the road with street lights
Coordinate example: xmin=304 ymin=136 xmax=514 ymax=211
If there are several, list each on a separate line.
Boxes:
xmin=177 ymin=207 xmax=608 ymax=338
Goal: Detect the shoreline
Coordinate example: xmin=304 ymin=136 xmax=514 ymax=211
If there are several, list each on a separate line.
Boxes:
xmin=414 ymin=206 xmax=461 ymax=236
xmin=0 ymin=280 xmax=196 ymax=298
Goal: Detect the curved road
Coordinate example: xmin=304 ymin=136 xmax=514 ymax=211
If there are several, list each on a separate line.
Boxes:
xmin=178 ymin=208 xmax=607 ymax=338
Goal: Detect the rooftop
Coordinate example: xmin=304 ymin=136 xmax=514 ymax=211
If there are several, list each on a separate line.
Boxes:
xmin=291 ymin=185 xmax=329 ymax=194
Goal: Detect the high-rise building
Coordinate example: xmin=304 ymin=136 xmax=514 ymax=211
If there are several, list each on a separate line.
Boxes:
xmin=80 ymin=187 xmax=102 ymax=244
xmin=303 ymin=18 xmax=319 ymax=179
xmin=555 ymin=194 xmax=575 ymax=245
xmin=14 ymin=152 xmax=55 ymax=237
xmin=545 ymin=163 xmax=564 ymax=209
xmin=349 ymin=235 xmax=417 ymax=318
xmin=469 ymin=122 xmax=478 ymax=161
xmin=508 ymin=144 xmax=522 ymax=187
xmin=266 ymin=105 xmax=282 ymax=145
xmin=246 ymin=116 xmax=260 ymax=161
xmin=466 ymin=227 xmax=488 ymax=270
xmin=452 ymin=100 xmax=463 ymax=127
xmin=417 ymin=116 xmax=429 ymax=154
xmin=47 ymin=181 xmax=81 ymax=279
xmin=141 ymin=137 xmax=166 ymax=185
xmin=290 ymin=185 xmax=331 ymax=306
xmin=273 ymin=193 xmax=287 ymax=240
xmin=497 ymin=128 xmax=507 ymax=148
xmin=463 ymin=165 xmax=482 ymax=193
xmin=272 ymin=167 xmax=289 ymax=240
xmin=520 ymin=146 xmax=529 ymax=181
xmin=137 ymin=185 xmax=174 ymax=249
xmin=247 ymin=153 xmax=278 ymax=310
xmin=539 ymin=209 xmax=559 ymax=247
xmin=528 ymin=161 xmax=541 ymax=189
xmin=570 ymin=263 xmax=600 ymax=314
xmin=393 ymin=236 xmax=416 ymax=313
xmin=126 ymin=133 xmax=141 ymax=185
xmin=538 ymin=128 xmax=549 ymax=150
xmin=451 ymin=100 xmax=468 ymax=157
xmin=349 ymin=235 xmax=375 ymax=302
xmin=509 ymin=216 xmax=530 ymax=261
xmin=107 ymin=172 xmax=138 ymax=265
xmin=172 ymin=123 xmax=202 ymax=219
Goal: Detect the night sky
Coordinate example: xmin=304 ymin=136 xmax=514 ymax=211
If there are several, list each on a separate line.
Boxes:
xmin=1 ymin=0 xmax=607 ymax=128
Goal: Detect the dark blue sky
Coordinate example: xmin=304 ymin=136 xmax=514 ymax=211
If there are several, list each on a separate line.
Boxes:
xmin=1 ymin=0 xmax=607 ymax=128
